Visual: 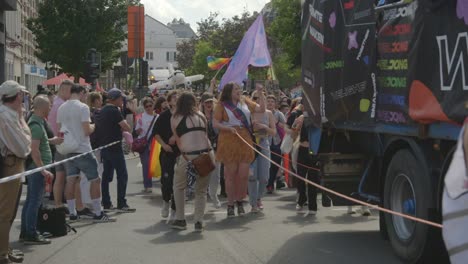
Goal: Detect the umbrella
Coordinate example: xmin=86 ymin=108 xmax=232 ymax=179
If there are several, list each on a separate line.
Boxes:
xmin=43 ymin=73 xmax=89 ymax=86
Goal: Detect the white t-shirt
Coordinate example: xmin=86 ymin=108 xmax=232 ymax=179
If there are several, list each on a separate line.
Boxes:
xmin=57 ymin=99 xmax=92 ymax=153
xmin=135 ymin=112 xmax=158 ymax=139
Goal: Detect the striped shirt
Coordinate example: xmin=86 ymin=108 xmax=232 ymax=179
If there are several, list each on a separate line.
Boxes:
xmin=0 ymin=104 xmax=32 ymax=158
xmin=443 ymin=124 xmax=468 ymax=263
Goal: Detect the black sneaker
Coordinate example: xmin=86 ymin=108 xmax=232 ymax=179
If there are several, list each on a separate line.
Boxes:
xmin=194 ymin=222 xmax=203 ymax=232
xmin=23 ymin=234 xmax=51 ymax=245
xmin=69 ymin=214 xmax=80 ymax=222
xmin=56 ymin=206 xmax=70 ymax=215
xmin=103 ymin=204 xmax=115 ymax=212
xmin=116 ymin=205 xmax=136 ymax=213
xmin=77 ymin=208 xmax=94 ymax=219
xmin=171 ymin=220 xmax=187 ymax=230
xmin=236 ymin=201 xmax=245 ymax=216
xmin=227 ymin=205 xmax=235 ymax=218
xmin=276 ymin=181 xmax=286 ymax=190
xmin=93 ymin=212 xmax=116 ymax=223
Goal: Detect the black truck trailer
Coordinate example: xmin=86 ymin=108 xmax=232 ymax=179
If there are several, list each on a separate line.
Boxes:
xmin=301 ymin=0 xmax=468 ymax=262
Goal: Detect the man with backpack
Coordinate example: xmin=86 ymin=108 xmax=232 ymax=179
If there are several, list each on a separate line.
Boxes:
xmin=20 ymin=96 xmax=63 ymax=245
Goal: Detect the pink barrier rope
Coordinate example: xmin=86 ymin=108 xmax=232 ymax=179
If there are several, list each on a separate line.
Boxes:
xmin=236 ymin=132 xmax=443 ymax=229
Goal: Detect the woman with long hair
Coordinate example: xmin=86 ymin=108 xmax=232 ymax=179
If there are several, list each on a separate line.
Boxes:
xmin=249 ymin=89 xmax=276 ymax=213
xmin=213 ymin=82 xmax=266 ymax=217
xmin=200 ymin=93 xmax=221 ymax=209
xmin=170 ymin=92 xmax=212 ymax=231
xmin=154 ymin=97 xmax=168 ymax=115
xmin=135 ymin=97 xmax=158 ymax=193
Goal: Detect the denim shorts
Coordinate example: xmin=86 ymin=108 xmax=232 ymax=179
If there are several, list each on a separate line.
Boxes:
xmin=65 ymin=153 xmax=99 ymax=181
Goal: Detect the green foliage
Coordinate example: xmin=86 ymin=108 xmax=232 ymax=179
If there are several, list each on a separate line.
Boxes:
xmin=28 ymin=0 xmax=139 ymax=81
xmin=176 ymin=38 xmax=197 ymax=70
xmin=268 ymin=0 xmax=302 ymax=67
xmin=176 ymin=1 xmax=302 ymax=90
xmin=267 ymin=0 xmax=302 ymax=89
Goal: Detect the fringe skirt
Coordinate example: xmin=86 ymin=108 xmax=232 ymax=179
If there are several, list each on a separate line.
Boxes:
xmin=216 ymin=127 xmax=255 ymax=164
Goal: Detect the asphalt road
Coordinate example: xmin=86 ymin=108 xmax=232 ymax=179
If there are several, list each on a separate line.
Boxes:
xmin=11 ymin=156 xmax=402 ymax=264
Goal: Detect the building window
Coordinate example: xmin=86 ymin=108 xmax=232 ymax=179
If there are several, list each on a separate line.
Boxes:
xmin=146 ymin=52 xmax=154 ymax=61
xmin=166 ymin=52 xmax=176 ymax=62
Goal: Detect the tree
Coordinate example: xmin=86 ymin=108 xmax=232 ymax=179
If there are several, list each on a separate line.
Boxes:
xmin=187 ymin=40 xmax=218 ymax=86
xmin=211 ymin=11 xmax=259 ymax=57
xmin=268 ymin=0 xmax=302 ymax=67
xmin=196 ymin=12 xmax=220 ymax=41
xmin=176 ymin=38 xmax=197 ymax=70
xmin=28 ymin=0 xmax=140 ymax=81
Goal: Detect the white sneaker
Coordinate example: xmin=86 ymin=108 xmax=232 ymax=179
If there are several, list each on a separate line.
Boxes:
xmin=167 ymin=209 xmax=176 ymax=224
xmin=296 ymin=204 xmax=305 ymax=213
xmin=307 ymin=210 xmax=317 ymax=216
xmin=250 ymin=206 xmax=260 ymax=214
xmin=161 ymin=201 xmax=170 ymax=219
xmin=361 ymin=206 xmax=371 ymax=216
xmin=347 ymin=206 xmax=356 ymax=215
xmin=212 ymin=199 xmax=222 ymax=209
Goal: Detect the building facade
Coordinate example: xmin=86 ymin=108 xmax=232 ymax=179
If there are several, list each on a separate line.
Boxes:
xmin=167 ymin=18 xmax=196 ymax=45
xmin=3 ymin=0 xmax=46 ymax=92
xmin=1 ymin=0 xmax=18 ymax=83
xmin=145 ymin=15 xmax=178 ymax=69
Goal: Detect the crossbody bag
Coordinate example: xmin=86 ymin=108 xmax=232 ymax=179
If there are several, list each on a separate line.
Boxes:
xmin=132 ymin=115 xmax=157 ymax=153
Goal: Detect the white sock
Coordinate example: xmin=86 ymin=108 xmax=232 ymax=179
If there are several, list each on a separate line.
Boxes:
xmin=67 ymin=199 xmax=77 ymax=216
xmin=92 ymin=199 xmax=102 ymax=216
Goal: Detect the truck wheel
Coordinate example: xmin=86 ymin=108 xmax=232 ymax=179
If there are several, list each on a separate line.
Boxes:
xmin=384 ymin=149 xmax=432 ymax=263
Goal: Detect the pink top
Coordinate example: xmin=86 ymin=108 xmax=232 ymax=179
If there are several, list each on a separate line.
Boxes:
xmin=47 ymin=96 xmax=65 ymax=136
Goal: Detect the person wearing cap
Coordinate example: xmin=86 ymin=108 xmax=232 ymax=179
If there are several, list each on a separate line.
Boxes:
xmin=94 ymin=88 xmax=136 ymax=213
xmin=200 ymin=93 xmax=221 ymax=209
xmin=0 ymin=80 xmax=32 ymax=264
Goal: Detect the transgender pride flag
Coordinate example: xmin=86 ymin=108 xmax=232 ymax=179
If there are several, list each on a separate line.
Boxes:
xmin=219 ymin=15 xmax=272 ymax=91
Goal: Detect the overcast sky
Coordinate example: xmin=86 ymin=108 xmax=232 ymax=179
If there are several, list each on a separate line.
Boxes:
xmin=140 ymin=0 xmax=270 ymax=33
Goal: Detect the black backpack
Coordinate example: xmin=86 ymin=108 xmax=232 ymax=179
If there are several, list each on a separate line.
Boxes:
xmin=37 ymin=207 xmax=76 ymax=237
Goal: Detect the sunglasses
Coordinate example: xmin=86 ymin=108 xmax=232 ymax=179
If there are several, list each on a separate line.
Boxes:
xmin=253 ymin=97 xmax=259 ymax=100
xmin=144 ymin=105 xmax=153 ymax=108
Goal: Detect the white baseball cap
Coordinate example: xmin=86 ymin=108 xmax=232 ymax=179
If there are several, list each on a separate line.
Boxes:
xmin=0 ymin=80 xmax=29 ymax=98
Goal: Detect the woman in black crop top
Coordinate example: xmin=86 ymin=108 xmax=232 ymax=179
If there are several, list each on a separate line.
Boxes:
xmin=292 ymin=114 xmax=320 ymax=216
xmin=170 ymin=92 xmax=213 ymax=231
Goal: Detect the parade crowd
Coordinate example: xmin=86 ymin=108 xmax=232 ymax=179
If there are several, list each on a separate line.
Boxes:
xmin=0 ymin=78 xmax=321 ymax=264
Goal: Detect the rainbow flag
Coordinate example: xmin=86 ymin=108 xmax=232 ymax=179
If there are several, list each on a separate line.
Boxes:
xmin=207 ymin=56 xmax=231 ymax=70
xmin=148 ymin=138 xmax=162 ymax=179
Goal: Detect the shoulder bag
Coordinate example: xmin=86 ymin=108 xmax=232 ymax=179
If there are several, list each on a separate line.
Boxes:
xmin=132 ymin=115 xmax=157 ymax=153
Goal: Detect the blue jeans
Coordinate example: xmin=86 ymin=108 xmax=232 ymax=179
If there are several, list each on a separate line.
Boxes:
xmin=21 ymin=171 xmax=44 ymax=237
xmin=101 ymin=148 xmax=128 ymax=208
xmin=140 ymin=147 xmax=152 ymax=188
xmin=248 ymin=142 xmax=271 ymax=207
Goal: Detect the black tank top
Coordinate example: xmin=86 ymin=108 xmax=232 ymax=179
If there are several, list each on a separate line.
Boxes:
xmin=175 ymin=115 xmax=206 ymax=137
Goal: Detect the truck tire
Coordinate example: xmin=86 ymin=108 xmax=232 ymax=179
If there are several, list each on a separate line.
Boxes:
xmin=384 ymin=149 xmax=433 ymax=263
